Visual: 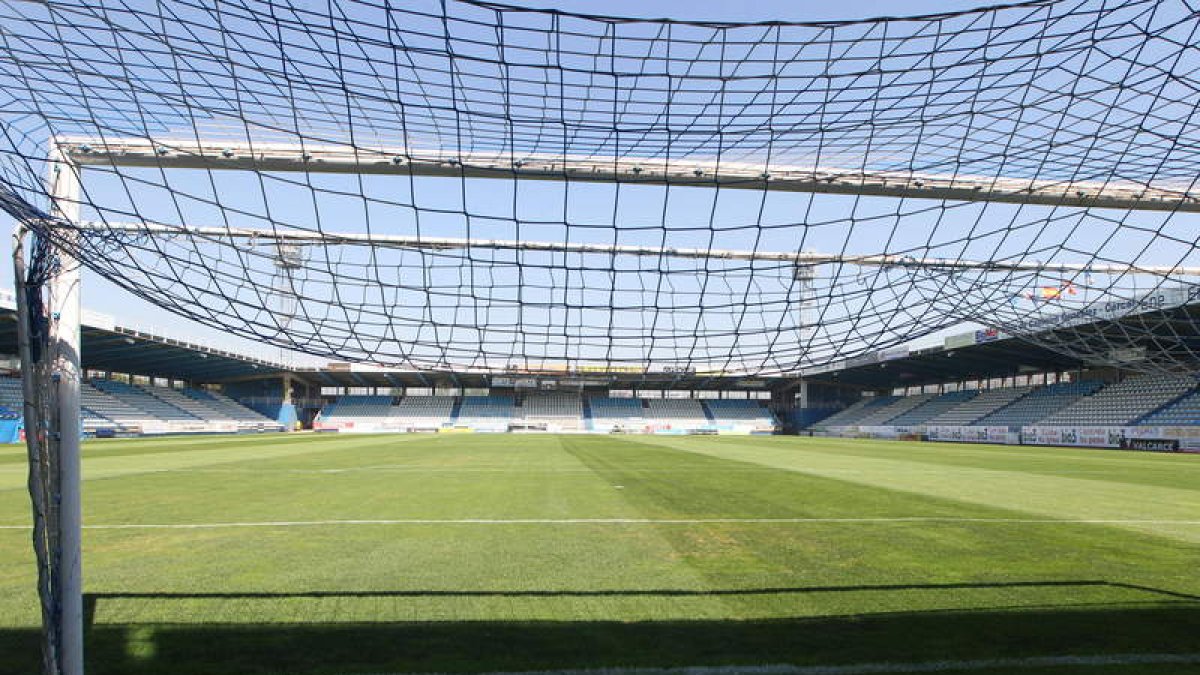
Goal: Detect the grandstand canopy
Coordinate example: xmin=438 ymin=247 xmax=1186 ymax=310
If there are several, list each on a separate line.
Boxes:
xmin=807 ymin=301 xmax=1200 ymax=390
xmin=0 ymin=305 xmax=288 ymax=382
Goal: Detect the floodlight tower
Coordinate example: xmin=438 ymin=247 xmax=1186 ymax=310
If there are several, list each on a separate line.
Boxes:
xmin=273 ymin=241 xmax=305 ymax=330
xmin=791 ymin=261 xmax=818 ymax=406
xmin=794 ymin=260 xmax=817 ymax=354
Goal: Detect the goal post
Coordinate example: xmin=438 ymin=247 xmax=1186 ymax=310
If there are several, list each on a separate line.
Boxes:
xmin=13 ymin=145 xmax=84 ymax=675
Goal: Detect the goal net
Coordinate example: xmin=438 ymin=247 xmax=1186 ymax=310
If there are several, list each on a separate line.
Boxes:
xmin=1 ymin=0 xmax=1199 ymax=375
xmin=1 ymin=2 xmax=1199 ymax=673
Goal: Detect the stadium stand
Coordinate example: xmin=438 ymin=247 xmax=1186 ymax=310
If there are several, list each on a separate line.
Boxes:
xmin=886 ymin=390 xmax=978 ymax=427
xmin=520 ymin=393 xmax=582 ymax=418
xmin=390 ymin=396 xmax=456 ymax=429
xmin=518 ymin=393 xmax=584 ymax=431
xmin=185 ymin=390 xmax=281 ymax=428
xmin=81 ymin=384 xmax=156 ymax=432
xmin=856 ymin=394 xmax=935 ymax=426
xmin=314 ymin=395 xmax=392 ymax=429
xmin=91 ymin=380 xmax=197 ymax=421
xmin=925 ymin=387 xmax=1034 ymax=426
xmin=322 ymin=395 xmax=393 ymax=419
xmin=703 ymin=399 xmax=778 ymax=429
xmin=975 ymin=381 xmax=1104 ymax=428
xmin=0 ymin=376 xmax=21 ymax=414
xmin=455 ymin=396 xmax=515 ymax=431
xmin=149 ymin=385 xmax=238 ymax=421
xmin=588 ymin=397 xmax=645 ymax=431
xmin=813 ymin=397 xmax=899 ymax=428
xmin=1038 ymin=375 xmax=1196 ymax=427
xmin=645 ymin=399 xmax=709 ymax=428
xmin=75 ymin=380 xmax=281 ymax=434
xmin=1140 ymin=389 xmax=1200 ymax=426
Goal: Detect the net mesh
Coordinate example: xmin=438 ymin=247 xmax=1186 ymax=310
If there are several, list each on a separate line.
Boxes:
xmin=1 ymin=0 xmax=1199 ymax=374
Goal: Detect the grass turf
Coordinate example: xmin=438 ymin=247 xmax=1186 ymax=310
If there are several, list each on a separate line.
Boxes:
xmin=0 ymin=433 xmax=1198 ymax=674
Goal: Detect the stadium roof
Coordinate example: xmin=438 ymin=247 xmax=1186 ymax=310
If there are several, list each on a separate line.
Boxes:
xmin=0 ymin=292 xmax=290 ymax=382
xmin=2 ymin=289 xmax=1197 ymax=390
xmin=804 ymin=302 xmax=1200 ymax=390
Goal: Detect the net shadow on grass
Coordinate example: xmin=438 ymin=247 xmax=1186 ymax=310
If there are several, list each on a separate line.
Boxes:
xmin=78 ymin=579 xmax=1200 ymax=612
xmin=0 ymin=603 xmax=1196 ymax=675
xmin=4 ymin=580 xmax=1198 ymax=675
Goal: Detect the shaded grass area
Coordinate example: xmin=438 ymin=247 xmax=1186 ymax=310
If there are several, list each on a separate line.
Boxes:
xmin=2 ymin=605 xmax=1200 ymax=674
xmin=1 ymin=434 xmax=1198 ymax=674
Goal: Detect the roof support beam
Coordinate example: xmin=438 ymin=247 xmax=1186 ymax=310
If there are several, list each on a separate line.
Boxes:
xmin=58 ymin=220 xmax=1200 ymax=277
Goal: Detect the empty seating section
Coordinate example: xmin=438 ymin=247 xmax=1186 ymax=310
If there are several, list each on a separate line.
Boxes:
xmin=322 ymin=396 xmax=393 ymax=419
xmin=0 ymin=377 xmax=21 ymax=417
xmin=456 ymin=396 xmax=514 ymax=430
xmin=15 ymin=371 xmax=1200 ymax=439
xmin=814 ymin=397 xmax=898 ymax=428
xmin=855 ymin=394 xmax=935 ymax=426
xmin=391 ymin=396 xmax=455 ymax=427
xmin=1141 ymin=389 xmax=1200 ymax=425
xmin=75 ymin=380 xmax=280 ymax=433
xmin=91 ymin=380 xmax=197 ymax=421
xmin=588 ymin=397 xmax=644 ymax=430
xmin=1039 ymin=376 xmax=1196 ymax=427
xmin=704 ymin=399 xmax=777 ymax=427
xmin=319 ymin=394 xmax=780 ymax=433
xmin=81 ymin=384 xmax=155 ymax=432
xmin=150 ymin=385 xmax=235 ymax=421
xmin=186 ymin=390 xmax=279 ymax=424
xmin=520 ymin=393 xmax=582 ymax=419
xmin=975 ymin=381 xmax=1104 ymax=428
xmin=519 ymin=394 xmax=583 ymax=430
xmin=645 ymin=399 xmax=708 ymax=426
xmin=926 ymin=387 xmax=1033 ymax=426
xmin=887 ymin=391 xmax=978 ymax=426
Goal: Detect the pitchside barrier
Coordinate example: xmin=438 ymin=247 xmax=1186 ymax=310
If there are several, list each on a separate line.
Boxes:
xmin=824 ymin=425 xmax=1200 ymax=453
xmin=312 ymin=420 xmax=772 ymax=435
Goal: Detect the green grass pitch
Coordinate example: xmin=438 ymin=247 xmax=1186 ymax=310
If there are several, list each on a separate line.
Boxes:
xmin=1 ymin=433 xmax=1199 ymax=674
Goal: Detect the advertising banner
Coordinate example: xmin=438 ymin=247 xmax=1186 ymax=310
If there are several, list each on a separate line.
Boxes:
xmin=1120 ymin=437 xmax=1180 ymax=452
xmin=927 ymin=426 xmax=1013 ymax=444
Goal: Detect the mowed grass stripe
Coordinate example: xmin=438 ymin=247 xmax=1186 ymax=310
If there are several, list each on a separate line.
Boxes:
xmin=556 ymin=437 xmax=1199 ymax=599
xmin=5 ymin=434 xmax=676 ymax=524
xmin=5 ymin=517 xmax=1200 ymax=529
xmin=0 ymin=432 xmax=360 ymax=466
xmin=640 ymin=436 xmax=1200 ymax=542
xmin=0 ymin=433 xmax=426 ymax=491
xmin=755 ymin=436 xmax=1200 ymax=493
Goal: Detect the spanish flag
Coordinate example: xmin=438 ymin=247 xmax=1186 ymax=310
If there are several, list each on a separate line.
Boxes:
xmin=1035 ymin=282 xmax=1077 ymax=300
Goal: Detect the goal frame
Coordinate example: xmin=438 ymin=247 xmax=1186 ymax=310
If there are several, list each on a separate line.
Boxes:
xmin=15 ymin=134 xmax=1200 ymax=675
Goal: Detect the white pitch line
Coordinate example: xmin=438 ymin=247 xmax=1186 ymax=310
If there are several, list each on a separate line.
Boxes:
xmin=348 ymin=653 xmax=1200 ymax=675
xmin=1 ymin=517 xmax=1200 ymax=530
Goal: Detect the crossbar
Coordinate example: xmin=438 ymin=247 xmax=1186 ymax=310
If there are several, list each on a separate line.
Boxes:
xmin=60 ymin=138 xmax=1200 ymax=214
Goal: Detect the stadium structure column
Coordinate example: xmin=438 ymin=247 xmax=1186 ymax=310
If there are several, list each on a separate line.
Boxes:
xmin=281 ymin=373 xmax=297 ymax=431
xmin=49 ymin=145 xmax=84 ymax=675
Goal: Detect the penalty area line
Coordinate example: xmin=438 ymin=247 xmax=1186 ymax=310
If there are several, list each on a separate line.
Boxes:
xmin=1 ymin=517 xmax=1200 ymax=530
xmin=349 ymin=652 xmax=1200 ymax=675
